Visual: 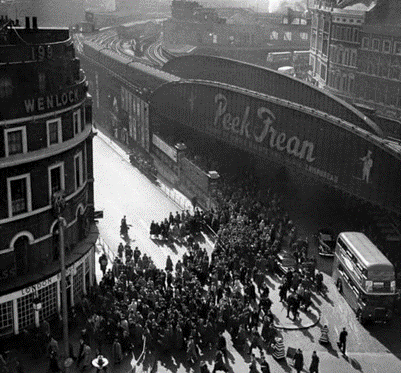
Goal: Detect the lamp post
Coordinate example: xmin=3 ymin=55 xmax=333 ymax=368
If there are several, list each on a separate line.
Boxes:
xmin=32 ymin=296 xmax=42 ymax=328
xmin=52 ymin=190 xmax=69 ymax=359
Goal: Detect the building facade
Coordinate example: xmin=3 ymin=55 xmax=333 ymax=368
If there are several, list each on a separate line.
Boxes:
xmin=310 ymin=0 xmax=401 ymax=129
xmin=0 ymin=17 xmax=98 ymax=336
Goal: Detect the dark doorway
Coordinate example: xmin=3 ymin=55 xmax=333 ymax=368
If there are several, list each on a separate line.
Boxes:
xmin=14 ymin=236 xmax=29 ymax=276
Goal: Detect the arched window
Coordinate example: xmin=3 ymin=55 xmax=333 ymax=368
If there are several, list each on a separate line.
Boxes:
xmin=12 ymin=235 xmax=33 ymax=276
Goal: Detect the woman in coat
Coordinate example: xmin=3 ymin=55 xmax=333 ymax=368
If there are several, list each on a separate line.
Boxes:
xmin=81 ymin=344 xmax=92 ymax=371
xmin=294 ymin=348 xmax=304 ymax=373
xmin=112 ymin=338 xmax=123 ymax=365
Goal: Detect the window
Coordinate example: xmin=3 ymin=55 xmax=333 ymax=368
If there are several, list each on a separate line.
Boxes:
xmin=73 ymin=109 xmax=81 ymax=135
xmin=301 ymin=19 xmax=307 ymax=25
xmin=383 ymin=40 xmax=391 ymax=53
xmin=74 ymin=152 xmax=83 ymax=189
xmin=372 ymin=39 xmax=380 ymax=51
xmin=300 ymin=32 xmax=308 ymax=40
xmin=49 ymin=163 xmax=65 ymax=199
xmin=395 ymin=42 xmax=401 ymax=55
xmin=38 ymin=72 xmax=46 ymax=92
xmin=0 ymin=301 xmax=13 ymax=336
xmin=322 ymin=35 xmax=328 ymax=57
xmin=320 ymin=64 xmax=327 ymax=81
xmin=270 ymin=31 xmax=278 ymax=40
xmin=46 ymin=118 xmax=62 ymax=146
xmin=353 ymin=29 xmax=358 ymax=42
xmin=284 ymin=32 xmax=292 ymax=41
xmin=283 ymin=17 xmax=288 ymax=24
xmin=7 ymin=174 xmax=31 ymax=217
xmin=311 ymin=30 xmax=317 ymax=49
xmin=5 ymin=127 xmax=27 ymax=156
xmin=350 ymin=50 xmax=357 ymax=67
xmin=391 ymin=65 xmax=401 ymax=80
xmin=362 ymin=37 xmax=370 ymax=49
xmin=0 ymin=76 xmax=12 ymax=98
xmin=349 ymin=74 xmax=355 ymax=93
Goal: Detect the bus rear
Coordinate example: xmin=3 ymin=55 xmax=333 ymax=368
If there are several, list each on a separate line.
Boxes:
xmin=332 ymin=232 xmax=395 ymax=324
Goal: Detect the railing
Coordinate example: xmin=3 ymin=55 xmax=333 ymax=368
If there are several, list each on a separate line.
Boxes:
xmin=96 ymin=235 xmax=115 ymax=263
xmin=158 ymin=182 xmax=193 ymax=212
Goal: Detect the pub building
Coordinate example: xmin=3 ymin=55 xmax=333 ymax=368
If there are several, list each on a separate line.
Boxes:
xmin=0 ymin=16 xmax=98 ymax=336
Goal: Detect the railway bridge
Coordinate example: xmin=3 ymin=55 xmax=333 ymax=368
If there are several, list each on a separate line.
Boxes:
xmin=80 ymin=44 xmax=401 ymax=216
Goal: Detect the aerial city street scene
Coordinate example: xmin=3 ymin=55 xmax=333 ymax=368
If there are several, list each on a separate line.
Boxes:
xmin=0 ymin=0 xmax=401 ymax=372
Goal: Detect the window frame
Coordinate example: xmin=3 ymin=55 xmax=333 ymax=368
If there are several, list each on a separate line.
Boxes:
xmin=394 ymin=42 xmax=401 ymax=56
xmin=383 ymin=40 xmax=391 ymax=53
xmin=362 ymin=37 xmax=370 ymax=49
xmin=372 ymin=38 xmax=380 ymax=51
xmin=74 ymin=151 xmax=84 ymax=190
xmin=73 ymin=109 xmax=81 ymax=136
xmin=7 ymin=173 xmax=32 ymax=218
xmin=4 ymin=126 xmax=27 ymax=157
xmin=284 ymin=31 xmax=292 ymax=41
xmin=46 ymin=118 xmax=62 ymax=146
xmin=48 ymin=162 xmax=65 ymax=202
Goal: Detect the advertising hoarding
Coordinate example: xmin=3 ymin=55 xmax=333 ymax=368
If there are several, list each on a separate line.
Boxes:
xmin=150 ymin=81 xmax=401 ymax=213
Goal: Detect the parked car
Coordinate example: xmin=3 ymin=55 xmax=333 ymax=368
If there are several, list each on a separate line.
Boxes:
xmin=316 ymin=229 xmax=336 ymax=257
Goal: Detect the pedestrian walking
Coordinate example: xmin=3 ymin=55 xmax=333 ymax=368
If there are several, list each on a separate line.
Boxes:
xmin=99 ymin=254 xmax=108 ymax=275
xmin=49 ymin=351 xmax=61 ymax=373
xmin=80 ymin=343 xmax=92 ymax=372
xmin=213 ymin=349 xmax=228 ymax=372
xmin=77 ymin=338 xmax=85 ymax=365
xmin=338 ymin=327 xmax=348 ymax=355
xmin=200 ymin=361 xmax=210 ymax=373
xmin=249 ymin=354 xmax=258 ymax=373
xmin=309 ymin=351 xmax=319 ymax=373
xmin=112 ymin=338 xmax=123 ymax=365
xmin=294 ymin=348 xmax=304 ymax=373
xmin=261 ymin=358 xmax=271 ymax=373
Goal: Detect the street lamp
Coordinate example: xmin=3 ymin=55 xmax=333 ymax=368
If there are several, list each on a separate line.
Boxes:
xmin=32 ymin=296 xmax=42 ymax=328
xmin=52 ymin=190 xmax=69 ymax=359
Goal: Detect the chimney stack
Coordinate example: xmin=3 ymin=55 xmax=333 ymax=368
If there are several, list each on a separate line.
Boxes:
xmin=25 ymin=16 xmax=30 ymax=29
xmin=32 ymin=17 xmax=37 ymax=29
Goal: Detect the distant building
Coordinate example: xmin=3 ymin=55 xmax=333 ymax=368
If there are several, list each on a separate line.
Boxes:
xmin=164 ymin=1 xmax=310 ymax=49
xmin=310 ymin=0 xmax=401 ymax=131
xmin=0 ymin=16 xmax=97 ymax=336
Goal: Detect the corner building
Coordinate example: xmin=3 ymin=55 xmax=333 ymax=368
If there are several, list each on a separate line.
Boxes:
xmin=0 ymin=17 xmax=98 ymax=336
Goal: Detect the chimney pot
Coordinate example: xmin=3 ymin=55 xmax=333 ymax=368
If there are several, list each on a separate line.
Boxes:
xmin=25 ymin=16 xmax=30 ymax=29
xmin=32 ymin=16 xmax=37 ymax=29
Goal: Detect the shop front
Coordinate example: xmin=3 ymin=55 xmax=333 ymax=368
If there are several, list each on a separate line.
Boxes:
xmin=0 ymin=247 xmax=95 ymax=336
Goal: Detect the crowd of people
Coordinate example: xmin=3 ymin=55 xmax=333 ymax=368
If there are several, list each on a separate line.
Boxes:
xmin=71 ymin=169 xmax=329 ymax=373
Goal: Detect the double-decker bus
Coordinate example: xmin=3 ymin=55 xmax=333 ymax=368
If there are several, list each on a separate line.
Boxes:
xmin=332 ymin=232 xmax=396 ymax=324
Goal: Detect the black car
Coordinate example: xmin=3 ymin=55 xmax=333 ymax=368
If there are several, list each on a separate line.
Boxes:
xmin=316 ymin=229 xmax=336 ymax=257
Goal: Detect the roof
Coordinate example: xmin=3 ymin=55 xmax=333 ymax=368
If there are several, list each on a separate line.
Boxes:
xmin=127 ymin=61 xmax=180 ymax=83
xmin=339 ymin=232 xmax=394 ymax=269
xmin=162 ymin=55 xmax=384 ymax=137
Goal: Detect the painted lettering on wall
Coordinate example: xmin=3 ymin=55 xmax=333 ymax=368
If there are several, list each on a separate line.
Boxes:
xmin=213 ymin=93 xmax=316 ymax=163
xmin=21 ymin=278 xmax=53 ymax=296
xmin=24 ymin=89 xmax=80 ymax=114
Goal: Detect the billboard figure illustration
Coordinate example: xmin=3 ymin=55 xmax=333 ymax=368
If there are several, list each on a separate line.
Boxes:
xmin=360 ymin=150 xmax=373 ymax=183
